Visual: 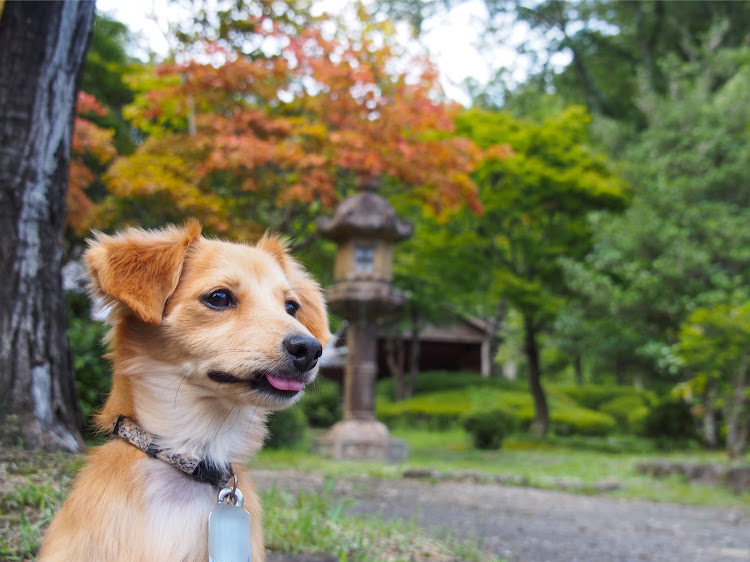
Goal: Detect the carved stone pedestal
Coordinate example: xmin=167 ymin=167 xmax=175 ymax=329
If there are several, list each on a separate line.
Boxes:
xmin=313 ymin=419 xmax=408 ymax=462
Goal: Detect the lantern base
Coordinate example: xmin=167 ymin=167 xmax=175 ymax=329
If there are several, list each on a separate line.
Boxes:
xmin=312 ymin=419 xmax=408 ymax=462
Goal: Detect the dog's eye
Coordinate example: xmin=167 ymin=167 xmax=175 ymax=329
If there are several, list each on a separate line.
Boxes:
xmin=285 ymin=300 xmax=300 ymax=317
xmin=202 ymin=290 xmax=235 ymax=310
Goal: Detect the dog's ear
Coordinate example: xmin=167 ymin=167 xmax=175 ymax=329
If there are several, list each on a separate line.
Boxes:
xmin=257 ymin=234 xmax=331 ymax=346
xmin=84 ymin=220 xmax=202 ymax=325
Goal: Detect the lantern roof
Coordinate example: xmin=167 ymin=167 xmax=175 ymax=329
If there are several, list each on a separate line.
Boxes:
xmin=318 ymin=183 xmax=413 ymax=243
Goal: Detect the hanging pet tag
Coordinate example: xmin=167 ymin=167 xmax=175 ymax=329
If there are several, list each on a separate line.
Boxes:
xmin=208 ymin=485 xmax=252 ymax=562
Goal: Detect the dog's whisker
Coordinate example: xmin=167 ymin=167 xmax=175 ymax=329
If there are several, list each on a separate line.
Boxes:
xmin=174 ymin=371 xmax=188 ymax=411
xmin=216 ymin=407 xmax=236 ymax=436
xmin=217 ymin=407 xmax=242 ymax=437
xmin=247 ymin=405 xmax=260 ymax=436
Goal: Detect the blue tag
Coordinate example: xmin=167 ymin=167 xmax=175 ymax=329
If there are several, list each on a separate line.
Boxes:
xmin=208 ymin=487 xmax=252 ymax=562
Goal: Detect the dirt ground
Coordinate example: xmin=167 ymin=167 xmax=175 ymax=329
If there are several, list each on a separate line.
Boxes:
xmin=256 ymin=469 xmax=750 ymax=562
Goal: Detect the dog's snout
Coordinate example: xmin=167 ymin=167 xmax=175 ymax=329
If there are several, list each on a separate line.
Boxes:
xmin=283 ymin=334 xmax=322 ymax=372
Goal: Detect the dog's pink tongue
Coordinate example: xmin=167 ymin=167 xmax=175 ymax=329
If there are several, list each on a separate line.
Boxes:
xmin=266 ymin=375 xmax=305 ymax=392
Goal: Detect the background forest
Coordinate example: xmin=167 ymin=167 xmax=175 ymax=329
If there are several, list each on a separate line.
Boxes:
xmin=64 ymin=0 xmax=750 ymax=458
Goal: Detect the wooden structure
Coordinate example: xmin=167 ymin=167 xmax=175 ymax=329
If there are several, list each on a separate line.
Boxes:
xmin=321 ymin=317 xmax=493 ymax=382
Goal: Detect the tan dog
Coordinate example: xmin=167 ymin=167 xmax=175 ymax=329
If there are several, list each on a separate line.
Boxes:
xmin=39 ymin=220 xmax=329 ymax=561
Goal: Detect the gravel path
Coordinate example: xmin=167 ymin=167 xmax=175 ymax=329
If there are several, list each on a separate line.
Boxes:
xmin=255 ymin=470 xmax=750 ymax=562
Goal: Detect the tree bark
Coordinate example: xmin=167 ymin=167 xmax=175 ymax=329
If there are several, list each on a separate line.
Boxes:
xmin=573 ymin=353 xmax=583 ymax=386
xmin=408 ymin=304 xmax=420 ymax=399
xmin=384 ymin=330 xmax=406 ymax=401
xmin=0 ymin=1 xmax=94 ymax=452
xmin=487 ymin=299 xmax=507 ymax=377
xmin=725 ymin=353 xmax=748 ymax=459
xmin=701 ymin=381 xmax=718 ymax=449
xmin=633 ymin=0 xmax=665 ymax=95
xmin=523 ymin=315 xmax=549 ymax=435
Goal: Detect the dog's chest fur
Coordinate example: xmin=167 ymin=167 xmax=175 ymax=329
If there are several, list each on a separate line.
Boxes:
xmin=139 ymin=458 xmax=217 ymax=559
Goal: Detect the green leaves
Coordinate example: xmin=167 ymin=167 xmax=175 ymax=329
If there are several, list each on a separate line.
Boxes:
xmin=453 ymin=105 xmax=628 ymax=318
xmin=679 ymin=303 xmax=750 ymax=379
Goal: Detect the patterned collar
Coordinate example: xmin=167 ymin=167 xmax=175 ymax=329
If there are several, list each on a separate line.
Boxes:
xmin=112 ymin=415 xmax=233 ymax=488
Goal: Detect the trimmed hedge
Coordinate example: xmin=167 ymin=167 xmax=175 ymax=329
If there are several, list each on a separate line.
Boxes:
xmin=374 ymin=375 xmax=670 ymax=441
xmin=377 ymin=391 xmax=473 ymax=430
xmin=377 ymin=387 xmax=618 ymax=437
xmin=550 ymin=408 xmax=617 ymax=436
xmin=600 ymin=395 xmax=647 ymax=430
xmin=376 ymin=371 xmax=523 ymax=399
xmin=627 ymin=406 xmax=650 ymax=435
xmin=556 ymin=384 xmax=657 ymax=410
xmin=461 ymin=408 xmax=518 ymax=450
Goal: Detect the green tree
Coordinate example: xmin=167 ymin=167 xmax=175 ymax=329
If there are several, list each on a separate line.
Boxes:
xmin=449 ymin=106 xmax=628 ymax=434
xmin=387 ymin=200 xmax=499 ymax=396
xmin=381 ymin=1 xmax=750 ymax=127
xmin=562 ymin=43 xmax=750 ymax=387
xmin=679 ymin=304 xmax=750 ymax=458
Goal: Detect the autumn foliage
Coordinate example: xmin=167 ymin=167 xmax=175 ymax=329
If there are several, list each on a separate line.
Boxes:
xmin=68 ymin=92 xmax=116 ymax=236
xmin=73 ymin=6 xmax=487 ymax=241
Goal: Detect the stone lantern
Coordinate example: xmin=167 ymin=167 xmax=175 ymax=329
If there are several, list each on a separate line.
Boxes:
xmin=315 ymin=178 xmax=412 ymax=460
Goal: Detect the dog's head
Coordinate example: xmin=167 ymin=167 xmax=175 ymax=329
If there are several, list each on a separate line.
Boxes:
xmin=84 ymin=220 xmax=330 ymax=416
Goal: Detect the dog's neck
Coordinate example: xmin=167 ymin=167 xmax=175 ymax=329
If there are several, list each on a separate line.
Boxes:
xmin=102 ymin=357 xmax=269 ymax=468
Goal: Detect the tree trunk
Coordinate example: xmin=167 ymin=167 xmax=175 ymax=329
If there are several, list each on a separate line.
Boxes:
xmin=614 ymin=359 xmax=625 ymax=386
xmin=725 ymin=354 xmax=748 ymax=459
xmin=701 ymin=381 xmax=718 ymax=449
xmin=523 ymin=315 xmax=548 ymax=435
xmin=487 ymin=299 xmax=508 ymax=377
xmin=633 ymin=0 xmax=665 ymax=95
xmin=573 ymin=353 xmax=583 ymax=386
xmin=0 ymin=1 xmax=94 ymax=452
xmin=408 ymin=305 xmax=420 ymax=399
xmin=384 ymin=330 xmax=406 ymax=401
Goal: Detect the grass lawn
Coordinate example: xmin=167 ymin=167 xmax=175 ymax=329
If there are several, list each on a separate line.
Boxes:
xmin=2 ymin=426 xmax=748 ymax=560
xmin=0 ymin=444 xmax=496 ymax=561
xmin=255 ymin=427 xmax=750 ymax=510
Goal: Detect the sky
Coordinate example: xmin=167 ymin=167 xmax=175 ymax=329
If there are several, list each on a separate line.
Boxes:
xmin=95 ymin=0 xmax=529 ymax=106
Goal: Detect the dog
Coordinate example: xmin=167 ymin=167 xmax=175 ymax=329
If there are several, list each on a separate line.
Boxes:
xmin=38 ymin=220 xmax=330 ymax=561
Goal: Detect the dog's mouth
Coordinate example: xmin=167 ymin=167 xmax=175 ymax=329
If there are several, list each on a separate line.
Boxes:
xmin=207 ymin=370 xmax=307 ymax=397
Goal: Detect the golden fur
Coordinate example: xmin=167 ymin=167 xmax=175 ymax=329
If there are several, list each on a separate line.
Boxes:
xmin=39 ymin=220 xmax=330 ymax=561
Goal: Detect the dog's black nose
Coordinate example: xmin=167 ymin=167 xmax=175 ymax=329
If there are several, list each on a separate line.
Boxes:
xmin=283 ymin=334 xmax=322 ymax=373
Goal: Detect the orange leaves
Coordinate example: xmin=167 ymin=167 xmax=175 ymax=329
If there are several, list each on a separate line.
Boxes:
xmin=76 ymin=91 xmax=109 ymax=117
xmin=104 ymin=147 xmax=231 ymax=234
xmin=487 ymin=144 xmax=515 ymax=162
xmin=99 ymin=3 xmax=491 ymax=239
xmin=67 ymin=160 xmax=97 ymax=235
xmin=71 ymin=117 xmax=116 ymax=163
xmin=67 ymin=92 xmax=118 ymax=236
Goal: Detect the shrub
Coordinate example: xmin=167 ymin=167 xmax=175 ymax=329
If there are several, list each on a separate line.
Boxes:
xmin=556 ymin=385 xmax=657 ymax=410
xmin=376 ymin=371 xmax=522 ymax=399
xmin=68 ymin=316 xmax=111 ymax=425
xmin=627 ymin=406 xmax=650 ymax=435
xmin=265 ymin=408 xmax=308 ymax=449
xmin=299 ymin=378 xmax=342 ymax=427
xmin=461 ymin=408 xmax=518 ymax=450
xmin=377 ymin=391 xmax=473 ymax=430
xmin=641 ymin=400 xmax=697 ymax=443
xmin=550 ymin=408 xmax=616 ymax=436
xmin=600 ymin=395 xmax=647 ymax=430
